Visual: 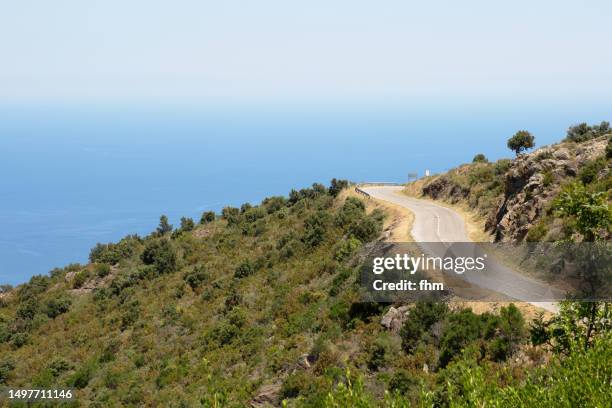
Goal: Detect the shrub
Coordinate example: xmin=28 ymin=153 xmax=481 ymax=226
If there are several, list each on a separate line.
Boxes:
xmin=0 ymin=358 xmax=15 ymax=384
xmin=141 ymin=239 xmax=177 ymax=274
xmin=525 ymin=222 xmax=548 ymax=242
xmin=67 ymin=361 xmax=97 ymax=389
xmin=48 ymin=358 xmax=72 ymax=377
xmin=554 ymin=182 xmax=611 ymax=241
xmin=234 ymin=260 xmax=254 ymax=278
xmin=243 ymin=207 xmax=267 ymax=223
xmin=542 ymin=169 xmax=554 ymax=187
xmin=262 ymin=196 xmax=286 ymax=213
xmin=578 ymin=157 xmax=606 ymax=185
xmin=328 ymin=178 xmax=349 ymax=197
xmin=16 ymin=298 xmax=40 ymax=320
xmin=439 ymin=309 xmax=484 ymax=367
xmin=400 ymin=301 xmax=449 ymax=353
xmin=336 ymin=197 xmax=366 ymax=227
xmin=334 ymin=236 xmax=361 ymax=262
xmin=348 ymin=216 xmax=381 ymax=243
xmin=94 ymin=263 xmax=111 ymax=278
xmin=472 ymin=154 xmax=488 ymax=163
xmin=200 ymin=211 xmax=216 ymax=224
xmin=280 ymin=371 xmax=312 ymax=399
xmin=89 ymin=235 xmax=140 ymax=264
xmin=566 ymin=121 xmax=610 ymax=142
xmin=180 ymin=217 xmax=195 ymax=232
xmin=221 ymin=206 xmax=241 ymax=225
xmin=607 ymin=135 xmax=612 ymax=159
xmin=72 ymin=270 xmax=90 ymax=288
xmin=507 ymin=130 xmax=535 ymax=155
xmin=45 ymin=295 xmax=72 ymax=318
xmin=184 ymin=266 xmax=208 ymax=289
xmin=303 ymin=211 xmax=332 ymax=247
xmin=389 ymin=369 xmax=418 ymax=394
xmin=494 ymin=159 xmax=512 ymax=175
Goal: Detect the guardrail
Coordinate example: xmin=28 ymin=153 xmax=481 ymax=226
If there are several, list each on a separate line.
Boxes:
xmin=354 ymin=182 xmax=405 ymax=198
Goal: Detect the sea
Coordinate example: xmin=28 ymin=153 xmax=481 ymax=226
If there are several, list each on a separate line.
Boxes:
xmin=1 ymin=102 xmax=609 ymax=284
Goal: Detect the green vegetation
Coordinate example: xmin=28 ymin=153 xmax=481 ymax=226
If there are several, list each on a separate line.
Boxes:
xmin=565 ymin=121 xmax=610 ymax=143
xmin=0 ymin=131 xmax=609 ymax=406
xmin=507 ymin=130 xmax=536 ymax=155
xmin=472 ymin=153 xmax=488 ymax=163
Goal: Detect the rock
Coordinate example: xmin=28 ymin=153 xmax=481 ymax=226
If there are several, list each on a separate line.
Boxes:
xmin=380 ymin=307 xmax=397 ymax=329
xmin=250 ymin=383 xmax=280 ymax=407
xmin=553 ymin=148 xmax=570 ymax=160
xmin=381 ymin=305 xmax=410 ymax=331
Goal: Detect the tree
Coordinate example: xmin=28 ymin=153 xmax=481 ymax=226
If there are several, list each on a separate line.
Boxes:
xmin=180 ymin=217 xmax=195 ymax=232
xmin=200 ymin=211 xmax=215 ymax=224
xmin=472 ymin=154 xmax=488 ymax=163
xmin=328 ymin=178 xmax=349 ymax=197
xmin=157 ymin=215 xmax=173 ymax=235
xmin=507 ymin=130 xmax=535 ymax=155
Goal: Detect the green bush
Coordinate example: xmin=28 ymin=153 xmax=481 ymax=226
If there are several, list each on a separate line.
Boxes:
xmin=400 ymin=301 xmax=448 ymax=353
xmin=221 ymin=206 xmax=241 ymax=225
xmin=578 ymin=157 xmax=606 ymax=184
xmin=94 ymin=263 xmax=111 ymax=278
xmin=200 ymin=211 xmax=216 ymax=224
xmin=234 ymin=260 xmax=254 ymax=278
xmin=184 ymin=265 xmax=208 ymax=289
xmin=335 ymin=197 xmax=365 ymax=227
xmin=141 ymin=239 xmax=177 ymax=274
xmin=328 ymin=178 xmax=349 ymax=197
xmin=67 ymin=360 xmax=97 ymax=389
xmin=525 ymin=222 xmax=548 ymax=242
xmin=565 ymin=121 xmax=610 ymax=142
xmin=89 ymin=235 xmax=141 ymax=264
xmin=303 ymin=211 xmax=332 ymax=247
xmin=281 ymin=371 xmax=312 ymax=399
xmin=554 ymin=182 xmax=611 ymax=241
xmin=472 ymin=154 xmax=488 ymax=163
xmin=348 ymin=216 xmax=381 ymax=243
xmin=0 ymin=358 xmax=15 ymax=384
xmin=45 ymin=295 xmax=72 ymax=318
xmin=180 ymin=217 xmax=195 ymax=232
xmin=389 ymin=369 xmax=418 ymax=394
xmin=542 ymin=169 xmax=554 ymax=187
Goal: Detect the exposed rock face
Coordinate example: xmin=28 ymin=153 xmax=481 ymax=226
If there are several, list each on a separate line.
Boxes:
xmin=381 ymin=305 xmax=410 ymax=332
xmin=422 ymin=175 xmax=469 ymax=202
xmin=489 ymin=138 xmax=607 ymax=242
xmin=419 ymin=136 xmax=608 ymax=243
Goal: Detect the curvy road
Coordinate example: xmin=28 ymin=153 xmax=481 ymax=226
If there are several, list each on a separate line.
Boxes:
xmin=361 ymin=185 xmax=560 ymax=313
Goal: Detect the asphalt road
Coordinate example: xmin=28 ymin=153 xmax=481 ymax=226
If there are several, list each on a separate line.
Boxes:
xmin=361 ymin=185 xmax=560 ymax=312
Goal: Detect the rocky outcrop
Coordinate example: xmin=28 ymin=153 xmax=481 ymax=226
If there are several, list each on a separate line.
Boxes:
xmin=488 ymin=137 xmax=608 ymax=242
xmin=381 ymin=305 xmax=410 ymax=331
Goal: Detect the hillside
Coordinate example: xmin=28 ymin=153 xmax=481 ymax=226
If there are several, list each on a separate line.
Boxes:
xmin=406 ymin=124 xmax=611 ymax=243
xmin=0 ymin=125 xmax=611 ymax=407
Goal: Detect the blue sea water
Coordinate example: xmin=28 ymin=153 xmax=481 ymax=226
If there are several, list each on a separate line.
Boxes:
xmin=0 ymin=103 xmax=609 ymax=284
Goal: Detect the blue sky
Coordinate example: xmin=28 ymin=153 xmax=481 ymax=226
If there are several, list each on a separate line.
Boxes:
xmin=1 ymin=0 xmax=611 ymax=106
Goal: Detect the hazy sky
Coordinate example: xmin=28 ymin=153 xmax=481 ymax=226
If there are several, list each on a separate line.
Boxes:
xmin=1 ymin=0 xmax=611 ymax=105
